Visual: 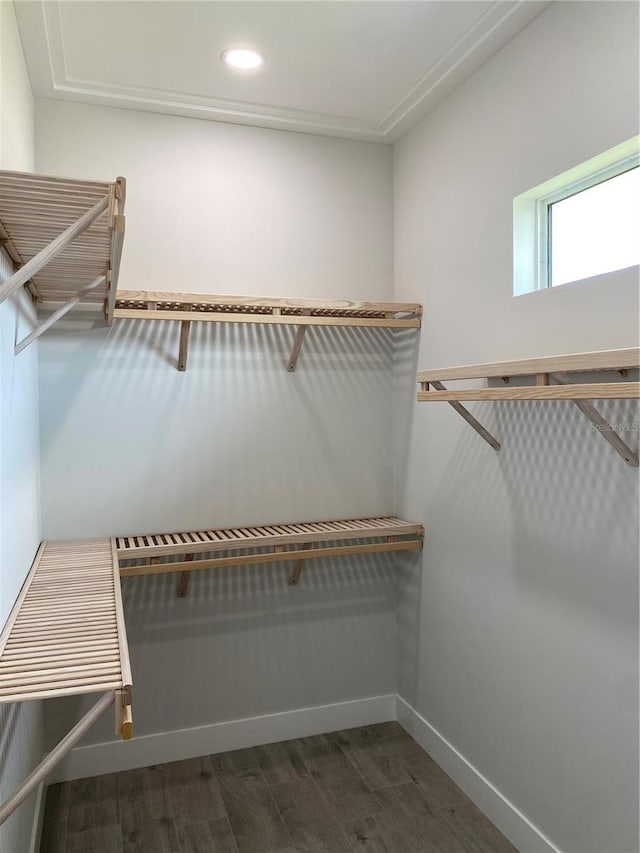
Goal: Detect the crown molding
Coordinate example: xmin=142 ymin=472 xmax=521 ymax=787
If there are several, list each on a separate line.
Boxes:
xmin=18 ymin=0 xmax=551 ymax=144
xmin=379 ymin=1 xmax=551 ymax=138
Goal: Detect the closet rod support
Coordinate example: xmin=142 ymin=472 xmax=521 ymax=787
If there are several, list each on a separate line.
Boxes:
xmin=428 ymin=380 xmax=501 ymax=451
xmin=552 ymin=373 xmax=639 ymax=467
xmin=0 ymin=691 xmax=114 ymax=827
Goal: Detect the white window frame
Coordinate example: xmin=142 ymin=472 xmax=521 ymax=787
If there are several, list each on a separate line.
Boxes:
xmin=513 ymin=136 xmax=640 ymax=296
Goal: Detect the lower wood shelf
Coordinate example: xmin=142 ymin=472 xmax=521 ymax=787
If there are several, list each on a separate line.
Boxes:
xmin=0 ymin=539 xmax=133 ymax=827
xmin=117 ymin=515 xmax=425 ymax=594
xmin=0 ymin=539 xmax=132 ymax=706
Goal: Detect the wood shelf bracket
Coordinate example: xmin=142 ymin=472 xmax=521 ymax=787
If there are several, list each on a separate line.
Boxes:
xmin=289 ymin=543 xmax=312 ymax=585
xmin=552 ymin=373 xmax=639 ymax=467
xmin=0 ymin=195 xmax=109 ymax=307
xmin=288 ymin=310 xmax=311 ymax=372
xmin=15 ymin=274 xmax=106 ymax=355
xmin=178 ymin=318 xmax=192 ymax=372
xmin=424 ymin=380 xmax=501 ymax=451
xmin=177 ymin=553 xmax=195 ymax=597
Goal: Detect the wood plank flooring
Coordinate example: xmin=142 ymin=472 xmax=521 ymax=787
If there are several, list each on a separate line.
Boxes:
xmin=39 ymin=724 xmax=517 ymax=853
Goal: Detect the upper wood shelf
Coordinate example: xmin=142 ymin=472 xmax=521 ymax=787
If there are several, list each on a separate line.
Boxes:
xmin=114 ymin=290 xmax=422 ymax=327
xmin=114 ymin=290 xmax=422 ymax=372
xmin=0 ymin=169 xmax=126 ymax=346
xmin=417 ymin=347 xmax=640 ymax=466
xmin=418 ymin=347 xmax=640 ymax=395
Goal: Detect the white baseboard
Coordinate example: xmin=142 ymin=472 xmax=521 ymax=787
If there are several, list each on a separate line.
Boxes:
xmin=28 ymin=781 xmax=45 ymax=853
xmin=47 ymin=693 xmax=396 ymax=783
xmin=396 ymin=695 xmax=561 ymax=853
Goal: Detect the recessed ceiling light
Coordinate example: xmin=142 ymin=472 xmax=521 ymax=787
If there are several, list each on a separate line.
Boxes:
xmin=221 ymin=48 xmax=264 ymax=71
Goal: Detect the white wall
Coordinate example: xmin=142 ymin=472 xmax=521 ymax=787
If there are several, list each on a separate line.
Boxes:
xmin=393 ymin=3 xmax=639 ymax=852
xmin=35 ymin=98 xmax=395 ymax=534
xmin=0 ymin=0 xmax=33 ymax=170
xmin=35 ymin=101 xmax=404 ymax=756
xmin=0 ymin=3 xmax=42 ymax=851
xmin=0 ymin=0 xmax=39 ymax=623
xmin=35 ymin=99 xmax=392 ymax=301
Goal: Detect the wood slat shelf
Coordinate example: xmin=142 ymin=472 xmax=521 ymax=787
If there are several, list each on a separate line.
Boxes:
xmin=0 ymin=538 xmax=134 ymax=826
xmin=113 ymin=290 xmax=422 ymax=372
xmin=114 ymin=290 xmax=422 ymax=325
xmin=0 ymin=539 xmax=132 ymax=710
xmin=0 ymin=169 xmax=126 ymax=343
xmin=117 ymin=515 xmax=425 ymax=594
xmin=417 ymin=347 xmax=640 ymax=465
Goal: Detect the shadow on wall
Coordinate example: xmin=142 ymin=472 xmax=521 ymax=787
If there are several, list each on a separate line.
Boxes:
xmin=37 ymin=318 xmax=412 ymax=537
xmin=39 ymin=315 xmax=396 ymax=438
xmin=393 ymin=327 xmax=422 ymax=508
xmin=496 ymin=397 xmax=639 ymax=624
xmin=120 ymin=547 xmax=400 ymax=639
xmin=398 ymin=396 xmax=639 ymax=692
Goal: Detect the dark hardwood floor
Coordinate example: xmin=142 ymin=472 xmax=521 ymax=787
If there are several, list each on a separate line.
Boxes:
xmin=39 ymin=723 xmax=517 ymax=853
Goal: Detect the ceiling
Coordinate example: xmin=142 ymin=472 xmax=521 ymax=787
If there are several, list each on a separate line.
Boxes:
xmin=15 ymin=1 xmax=549 ymax=143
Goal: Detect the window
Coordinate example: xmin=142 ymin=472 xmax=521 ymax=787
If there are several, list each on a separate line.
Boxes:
xmin=513 ymin=137 xmax=640 ymax=295
xmin=548 ymin=166 xmax=639 ymax=286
